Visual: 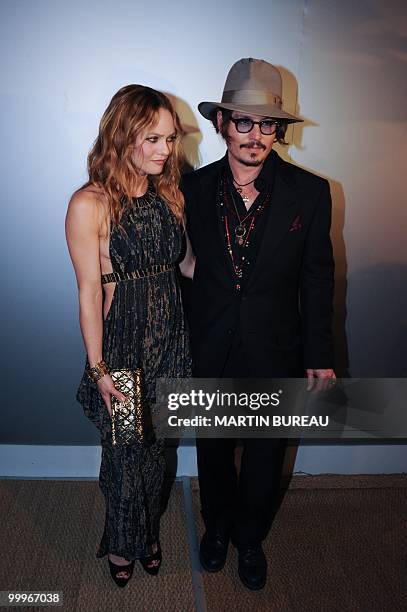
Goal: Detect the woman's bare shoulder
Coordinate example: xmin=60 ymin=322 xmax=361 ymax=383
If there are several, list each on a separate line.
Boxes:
xmin=67 ymin=184 xmax=109 ymax=224
xmin=69 ymin=184 xmax=107 ymax=206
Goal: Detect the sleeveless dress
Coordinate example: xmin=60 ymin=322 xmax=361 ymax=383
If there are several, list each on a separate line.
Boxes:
xmin=76 ymin=188 xmax=191 ymax=561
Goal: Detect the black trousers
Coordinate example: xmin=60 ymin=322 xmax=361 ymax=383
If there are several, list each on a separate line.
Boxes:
xmin=196 ymin=436 xmax=287 ymax=546
xmin=196 ymin=333 xmax=288 ymax=546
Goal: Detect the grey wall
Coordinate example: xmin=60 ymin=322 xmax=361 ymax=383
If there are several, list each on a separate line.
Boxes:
xmin=1 ymin=0 xmax=406 ymax=457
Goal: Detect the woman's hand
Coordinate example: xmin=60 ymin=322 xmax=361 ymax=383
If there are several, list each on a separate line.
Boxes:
xmin=97 ymin=374 xmax=128 ymax=417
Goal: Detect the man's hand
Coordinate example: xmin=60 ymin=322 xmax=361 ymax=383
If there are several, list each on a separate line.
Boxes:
xmin=306 ymin=369 xmax=336 ymax=392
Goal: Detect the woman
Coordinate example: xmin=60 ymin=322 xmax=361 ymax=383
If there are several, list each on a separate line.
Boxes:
xmin=65 ymin=85 xmax=192 ymax=587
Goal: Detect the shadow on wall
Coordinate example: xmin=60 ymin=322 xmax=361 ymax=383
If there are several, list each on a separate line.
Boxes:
xmin=330 ymin=180 xmax=349 ymax=377
xmin=274 ymin=64 xmax=319 ymax=164
xmin=276 ymin=66 xmax=350 ymax=377
xmin=164 ymin=92 xmax=202 ymax=173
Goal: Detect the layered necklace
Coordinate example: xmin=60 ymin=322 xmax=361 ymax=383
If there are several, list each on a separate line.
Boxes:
xmin=219 ymin=169 xmax=271 ymax=290
xmin=230 ymin=171 xmax=262 ymax=245
xmin=229 ymin=188 xmax=255 ymax=247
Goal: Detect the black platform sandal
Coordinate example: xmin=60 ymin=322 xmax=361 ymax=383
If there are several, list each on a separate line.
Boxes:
xmin=108 ymin=557 xmax=135 ymax=588
xmin=139 ymin=542 xmax=162 ymax=576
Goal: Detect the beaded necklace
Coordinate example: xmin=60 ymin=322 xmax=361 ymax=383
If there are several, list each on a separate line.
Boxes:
xmin=219 ymin=169 xmax=271 ymax=291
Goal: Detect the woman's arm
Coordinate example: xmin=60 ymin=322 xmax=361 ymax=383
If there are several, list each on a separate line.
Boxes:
xmin=65 ymin=190 xmax=126 ymax=415
xmin=179 ymin=229 xmax=195 ymax=279
xmin=65 ymin=190 xmax=104 ymax=367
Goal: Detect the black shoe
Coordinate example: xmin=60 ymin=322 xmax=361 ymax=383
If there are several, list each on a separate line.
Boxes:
xmin=108 ymin=557 xmax=135 ymax=588
xmin=200 ymin=531 xmax=229 ymax=573
xmin=237 ymin=544 xmax=267 ymax=590
xmin=139 ymin=541 xmax=162 ymax=576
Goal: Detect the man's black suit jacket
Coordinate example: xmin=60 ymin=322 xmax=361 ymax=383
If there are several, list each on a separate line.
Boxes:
xmin=181 ymin=150 xmax=335 ymax=378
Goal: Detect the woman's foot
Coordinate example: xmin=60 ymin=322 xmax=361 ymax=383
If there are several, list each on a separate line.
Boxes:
xmin=108 ymin=553 xmax=135 ymax=587
xmin=139 ymin=541 xmax=162 ymax=575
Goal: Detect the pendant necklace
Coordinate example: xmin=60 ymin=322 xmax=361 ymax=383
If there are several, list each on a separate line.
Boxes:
xmin=232 ymin=174 xmax=257 ymax=205
xmin=229 ymin=190 xmax=256 ymax=246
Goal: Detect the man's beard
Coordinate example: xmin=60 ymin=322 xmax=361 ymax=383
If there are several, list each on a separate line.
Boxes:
xmin=238 ymin=140 xmax=266 ymax=166
xmin=237 ymin=157 xmax=263 ymax=167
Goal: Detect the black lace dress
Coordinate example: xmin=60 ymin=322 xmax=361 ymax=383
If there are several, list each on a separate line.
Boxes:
xmin=76 ymin=188 xmax=191 ymax=560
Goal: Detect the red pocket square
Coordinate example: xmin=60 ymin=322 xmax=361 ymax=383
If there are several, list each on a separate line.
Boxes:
xmin=289 ymin=215 xmax=302 ymax=232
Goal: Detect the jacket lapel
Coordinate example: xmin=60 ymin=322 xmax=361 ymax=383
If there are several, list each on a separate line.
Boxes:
xmin=245 ymin=157 xmax=299 ymax=290
xmin=198 ymin=163 xmax=236 ymax=280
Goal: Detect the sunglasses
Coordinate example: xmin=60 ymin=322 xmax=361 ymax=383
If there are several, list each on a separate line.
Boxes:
xmin=229 ymin=117 xmax=279 ymax=135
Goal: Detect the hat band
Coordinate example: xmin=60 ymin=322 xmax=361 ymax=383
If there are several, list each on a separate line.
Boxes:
xmin=221 ymin=89 xmax=282 ymax=108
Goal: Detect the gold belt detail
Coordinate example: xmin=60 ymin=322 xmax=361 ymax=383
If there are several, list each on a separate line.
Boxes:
xmin=101 ymin=263 xmax=175 ymax=285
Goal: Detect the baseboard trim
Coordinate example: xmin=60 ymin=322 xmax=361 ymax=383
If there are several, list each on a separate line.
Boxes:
xmin=0 ymin=444 xmax=405 ymax=478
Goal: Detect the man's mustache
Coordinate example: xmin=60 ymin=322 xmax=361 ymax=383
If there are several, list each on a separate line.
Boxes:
xmin=240 ymin=141 xmax=266 ymax=150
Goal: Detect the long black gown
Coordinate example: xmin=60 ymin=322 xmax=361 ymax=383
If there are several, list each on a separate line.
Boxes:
xmin=76 ymin=187 xmax=191 ymax=560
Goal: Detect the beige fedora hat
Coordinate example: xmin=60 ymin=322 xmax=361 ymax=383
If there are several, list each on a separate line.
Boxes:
xmin=198 ymin=57 xmax=302 ymax=124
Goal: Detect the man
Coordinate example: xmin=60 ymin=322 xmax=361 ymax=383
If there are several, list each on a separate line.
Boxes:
xmin=181 ymin=58 xmax=335 ymax=590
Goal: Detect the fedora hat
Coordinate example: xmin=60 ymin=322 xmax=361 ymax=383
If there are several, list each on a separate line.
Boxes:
xmin=198 ymin=57 xmax=302 ymax=124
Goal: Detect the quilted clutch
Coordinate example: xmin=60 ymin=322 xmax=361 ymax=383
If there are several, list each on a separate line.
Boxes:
xmin=110 ymin=368 xmax=154 ymax=446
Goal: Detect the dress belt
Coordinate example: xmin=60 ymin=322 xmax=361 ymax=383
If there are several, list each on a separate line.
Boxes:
xmin=101 ymin=263 xmax=175 ymax=285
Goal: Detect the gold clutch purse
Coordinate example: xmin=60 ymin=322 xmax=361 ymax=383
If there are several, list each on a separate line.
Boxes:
xmin=110 ymin=368 xmax=154 ymax=446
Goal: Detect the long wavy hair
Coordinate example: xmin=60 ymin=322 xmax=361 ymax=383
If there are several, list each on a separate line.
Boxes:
xmin=84 ymin=85 xmax=185 ymax=230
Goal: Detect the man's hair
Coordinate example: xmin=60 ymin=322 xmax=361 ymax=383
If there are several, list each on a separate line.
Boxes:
xmin=209 ymin=107 xmax=288 ymax=145
xmin=84 ymin=84 xmax=185 ymax=229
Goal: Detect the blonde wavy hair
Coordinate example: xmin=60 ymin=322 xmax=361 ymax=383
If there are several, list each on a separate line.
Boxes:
xmin=84 ymin=84 xmax=185 ymax=229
